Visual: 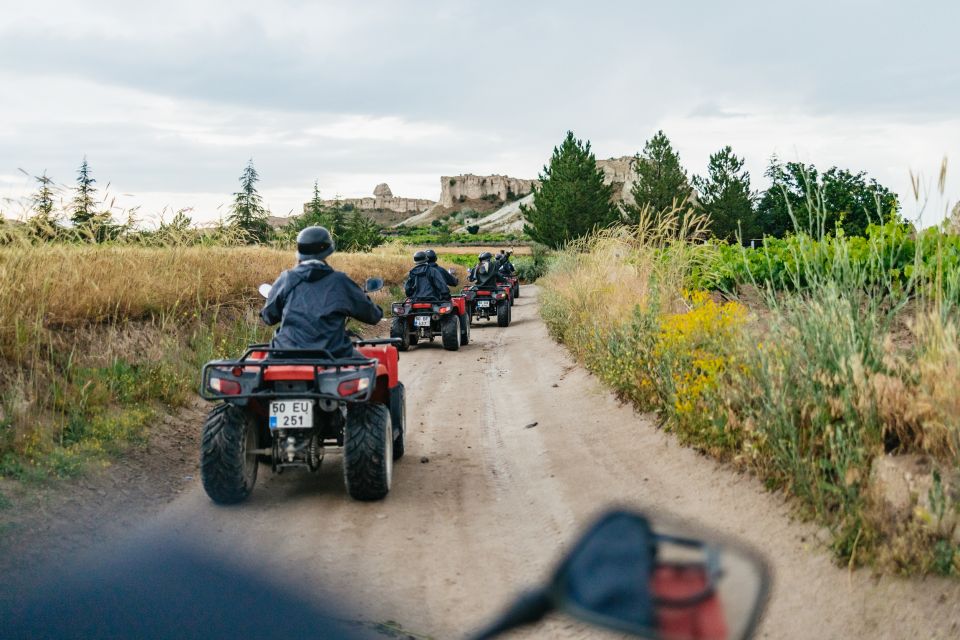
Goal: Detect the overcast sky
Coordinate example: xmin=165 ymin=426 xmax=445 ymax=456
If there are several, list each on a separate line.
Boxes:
xmin=1 ymin=0 xmax=958 ymax=226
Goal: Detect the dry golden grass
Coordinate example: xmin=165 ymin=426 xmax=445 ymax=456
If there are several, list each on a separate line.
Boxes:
xmin=0 ymin=245 xmax=412 ymax=354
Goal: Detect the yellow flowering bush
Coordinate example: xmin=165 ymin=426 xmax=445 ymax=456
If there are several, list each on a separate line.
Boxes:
xmin=647 ymin=291 xmax=747 ymax=453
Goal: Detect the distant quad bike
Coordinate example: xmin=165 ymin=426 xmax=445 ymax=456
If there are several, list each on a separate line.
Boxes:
xmin=503 ymin=275 xmax=520 ymax=301
xmin=199 ymin=278 xmax=405 ymax=504
xmin=462 ymin=284 xmax=512 ymax=327
xmin=390 ymin=296 xmax=469 ymax=351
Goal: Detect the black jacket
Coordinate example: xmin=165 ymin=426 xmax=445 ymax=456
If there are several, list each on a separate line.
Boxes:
xmin=404 ymin=263 xmax=450 ymax=300
xmin=261 ymin=260 xmax=383 ymax=358
xmin=430 ymin=262 xmax=459 ymax=287
xmin=471 ymin=259 xmax=502 ymax=288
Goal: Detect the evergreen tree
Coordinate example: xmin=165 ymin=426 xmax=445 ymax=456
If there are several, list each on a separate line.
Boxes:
xmin=228 ymin=159 xmax=270 ymax=242
xmin=307 ymin=180 xmax=325 ymax=218
xmin=628 ymin=130 xmax=691 ymax=220
xmin=521 ymin=131 xmax=618 ymax=248
xmin=29 ymin=171 xmax=59 ymax=240
xmin=691 ymin=146 xmax=757 ymax=242
xmin=71 ymin=157 xmax=97 ymax=227
xmin=341 ymin=208 xmax=384 ymax=252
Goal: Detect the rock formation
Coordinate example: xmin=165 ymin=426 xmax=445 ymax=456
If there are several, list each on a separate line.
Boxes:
xmin=440 ymin=174 xmax=538 ymax=208
xmin=303 ymin=184 xmax=435 ymax=219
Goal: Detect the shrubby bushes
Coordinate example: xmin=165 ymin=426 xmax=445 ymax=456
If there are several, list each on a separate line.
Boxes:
xmin=540 ymin=206 xmax=960 ymax=575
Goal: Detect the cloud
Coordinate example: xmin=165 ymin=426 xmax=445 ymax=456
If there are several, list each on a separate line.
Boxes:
xmin=1 ymin=1 xmax=958 ymax=225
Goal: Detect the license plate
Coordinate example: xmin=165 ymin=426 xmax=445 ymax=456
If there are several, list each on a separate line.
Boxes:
xmin=269 ymin=399 xmax=313 ymax=430
xmin=414 ymin=315 xmax=432 ymax=327
xmin=477 ymin=300 xmax=490 ymax=308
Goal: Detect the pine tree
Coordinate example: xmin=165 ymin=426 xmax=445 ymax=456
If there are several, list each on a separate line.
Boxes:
xmin=341 ymin=208 xmax=384 ymax=252
xmin=521 ymin=131 xmax=618 ymax=248
xmin=29 ymin=171 xmax=59 ymax=240
xmin=71 ymin=157 xmax=97 ymax=227
xmin=307 ymin=180 xmax=324 ymax=218
xmin=228 ymin=159 xmax=270 ymax=242
xmin=691 ymin=146 xmax=757 ymax=242
xmin=628 ymin=131 xmax=691 ymax=220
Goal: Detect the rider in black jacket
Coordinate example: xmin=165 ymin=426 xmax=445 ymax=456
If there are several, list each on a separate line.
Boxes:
xmin=260 ymin=226 xmax=383 ymax=358
xmin=496 ymin=250 xmax=516 ymax=277
xmin=405 ymin=250 xmax=451 ymax=300
xmin=470 ymin=251 xmax=504 ymax=289
xmin=425 ymin=249 xmax=458 ymax=290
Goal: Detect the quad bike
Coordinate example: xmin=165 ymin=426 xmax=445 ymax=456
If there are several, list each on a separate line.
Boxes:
xmin=390 ymin=295 xmax=469 ymax=351
xmin=502 ymin=274 xmax=520 ymax=301
xmin=198 ymin=278 xmax=405 ymax=504
xmin=462 ymin=283 xmax=512 ymax=327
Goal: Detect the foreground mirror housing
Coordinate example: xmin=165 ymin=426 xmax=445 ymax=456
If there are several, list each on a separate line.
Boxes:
xmin=549 ymin=510 xmax=770 ymax=640
xmin=364 ymin=277 xmax=384 ymax=293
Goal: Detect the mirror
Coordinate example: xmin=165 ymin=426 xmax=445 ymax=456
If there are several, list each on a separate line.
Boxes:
xmin=549 ymin=510 xmax=769 ymax=640
xmin=364 ymin=277 xmax=384 ymax=293
xmin=257 ymin=283 xmax=272 ymax=299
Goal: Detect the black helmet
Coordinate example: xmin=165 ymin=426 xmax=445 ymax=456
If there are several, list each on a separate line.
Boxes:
xmin=297 ymin=226 xmax=334 ymax=261
xmin=413 ymin=250 xmax=427 ymax=263
xmin=425 ymin=249 xmax=438 ymax=263
xmin=479 ymin=251 xmax=492 ymax=261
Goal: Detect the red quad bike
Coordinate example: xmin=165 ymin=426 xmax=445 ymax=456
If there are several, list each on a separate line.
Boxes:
xmin=504 ymin=274 xmax=520 ymax=302
xmin=462 ymin=283 xmax=512 ymax=327
xmin=198 ymin=278 xmax=405 ymax=504
xmin=389 ymin=295 xmax=469 ymax=351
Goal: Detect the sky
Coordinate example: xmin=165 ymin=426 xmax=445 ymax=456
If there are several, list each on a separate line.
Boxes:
xmin=1 ymin=0 xmax=958 ymax=227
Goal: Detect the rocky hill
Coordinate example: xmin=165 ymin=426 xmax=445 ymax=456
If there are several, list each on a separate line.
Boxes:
xmin=440 ymin=174 xmax=537 ymax=207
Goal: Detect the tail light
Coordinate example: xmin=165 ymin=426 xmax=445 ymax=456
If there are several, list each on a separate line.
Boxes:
xmin=439 ymin=305 xmax=452 ymax=314
xmin=337 ymin=377 xmax=370 ymax=397
xmin=495 ymin=292 xmax=506 ymax=300
xmin=210 ymin=376 xmax=242 ymax=395
xmin=392 ymin=303 xmax=405 ymax=315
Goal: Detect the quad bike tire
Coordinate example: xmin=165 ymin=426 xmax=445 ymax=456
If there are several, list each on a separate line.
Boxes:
xmin=343 ymin=403 xmax=393 ymax=501
xmin=514 ymin=282 xmax=520 ymax=298
xmin=200 ymin=403 xmax=259 ymax=504
xmin=390 ymin=317 xmax=410 ymax=351
xmin=459 ymin=313 xmax=470 ymax=345
xmin=441 ymin=315 xmax=460 ymax=351
xmin=389 ymin=383 xmax=406 ymax=460
xmin=497 ymin=300 xmax=510 ymax=327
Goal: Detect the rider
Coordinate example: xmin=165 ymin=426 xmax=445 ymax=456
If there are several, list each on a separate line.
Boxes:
xmin=425 ymin=249 xmax=458 ymax=294
xmin=469 ymin=251 xmax=504 ymax=289
xmin=496 ymin=249 xmax=516 ymax=277
xmin=405 ymin=250 xmax=450 ymax=301
xmin=260 ymin=226 xmax=383 ymax=358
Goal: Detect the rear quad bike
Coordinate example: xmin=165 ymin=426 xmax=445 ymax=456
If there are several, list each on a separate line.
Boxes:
xmin=390 ymin=296 xmax=469 ymax=351
xmin=199 ymin=278 xmax=405 ymax=504
xmin=462 ymin=284 xmax=511 ymax=327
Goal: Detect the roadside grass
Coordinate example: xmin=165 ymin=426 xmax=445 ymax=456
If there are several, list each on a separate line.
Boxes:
xmin=0 ymin=245 xmax=410 ymax=482
xmin=539 ymin=203 xmax=960 ymax=575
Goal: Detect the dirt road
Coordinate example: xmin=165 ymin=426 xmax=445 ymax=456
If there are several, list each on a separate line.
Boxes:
xmin=5 ymin=285 xmax=960 ymax=638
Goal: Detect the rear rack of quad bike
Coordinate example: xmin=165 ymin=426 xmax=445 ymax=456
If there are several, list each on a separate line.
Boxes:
xmin=200 ymin=341 xmax=398 ymax=402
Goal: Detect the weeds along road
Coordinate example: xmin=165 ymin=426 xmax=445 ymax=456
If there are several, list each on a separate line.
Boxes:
xmin=7 ymin=285 xmax=960 ymax=639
